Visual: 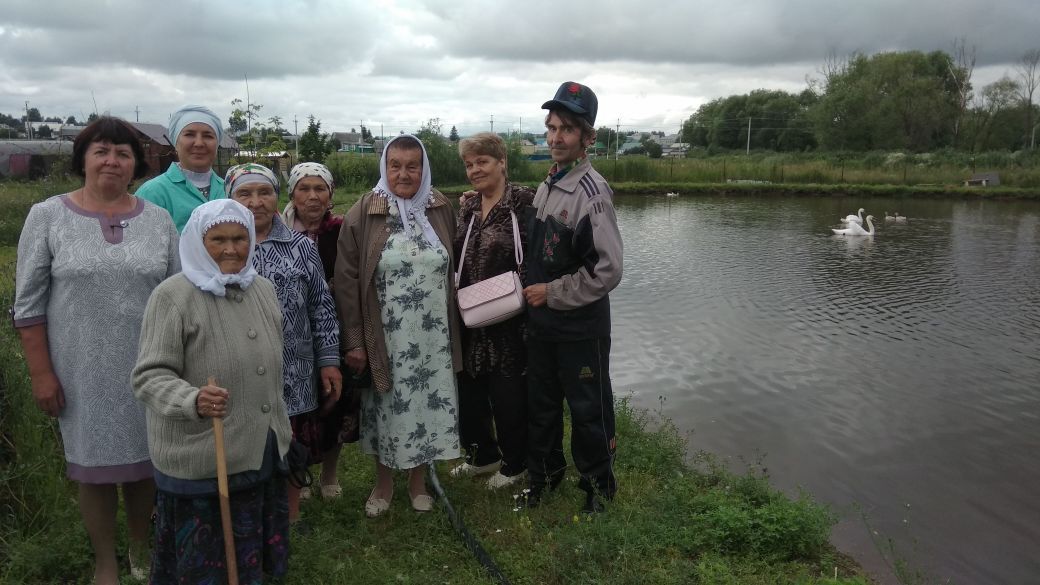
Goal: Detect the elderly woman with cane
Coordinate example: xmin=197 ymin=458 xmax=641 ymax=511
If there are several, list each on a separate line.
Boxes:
xmin=134 ymin=199 xmax=292 ymax=583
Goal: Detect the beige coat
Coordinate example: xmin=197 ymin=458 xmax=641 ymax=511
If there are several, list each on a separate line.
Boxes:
xmin=333 ymin=190 xmax=462 ymax=393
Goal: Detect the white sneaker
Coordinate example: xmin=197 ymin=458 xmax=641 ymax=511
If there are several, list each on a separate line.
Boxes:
xmin=449 ymin=460 xmax=502 ymax=478
xmin=486 ymin=470 xmax=527 ymax=490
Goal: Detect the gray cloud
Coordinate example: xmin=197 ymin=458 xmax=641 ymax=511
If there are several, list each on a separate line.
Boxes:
xmin=0 ymin=0 xmax=1037 ymax=134
xmin=434 ymin=0 xmax=1038 ymax=67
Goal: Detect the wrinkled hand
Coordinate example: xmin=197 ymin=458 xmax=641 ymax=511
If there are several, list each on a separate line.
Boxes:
xmin=197 ymin=383 xmax=229 ymax=419
xmin=319 ymin=366 xmax=343 ymax=414
xmin=523 ymin=284 xmax=548 ymax=307
xmin=31 ymin=371 xmax=65 ymax=417
xmin=459 ymin=190 xmax=478 ymax=205
xmin=345 ymin=348 xmax=368 ymax=376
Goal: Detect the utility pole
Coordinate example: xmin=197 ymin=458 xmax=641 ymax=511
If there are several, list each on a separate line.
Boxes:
xmin=293 ymin=115 xmax=299 ymax=159
xmin=25 ymin=101 xmax=33 ymax=140
xmin=135 ymin=106 xmax=140 ymax=122
xmin=746 ymin=117 xmax=751 ymax=155
xmin=490 ymin=114 xmax=494 ymax=134
xmin=244 ymin=74 xmax=252 ymax=136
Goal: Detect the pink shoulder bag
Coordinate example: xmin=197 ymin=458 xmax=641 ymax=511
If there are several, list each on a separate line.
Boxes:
xmin=454 ymin=210 xmax=525 ymax=328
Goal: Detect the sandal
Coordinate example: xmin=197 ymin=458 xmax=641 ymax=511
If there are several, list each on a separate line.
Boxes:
xmin=365 ymin=490 xmax=391 ymax=518
xmin=410 ymin=493 xmax=434 ymax=512
xmin=320 ymin=484 xmax=343 ymax=499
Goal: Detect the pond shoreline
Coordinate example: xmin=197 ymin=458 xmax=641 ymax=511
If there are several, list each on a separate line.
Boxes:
xmin=440 ymin=181 xmax=1040 ymax=200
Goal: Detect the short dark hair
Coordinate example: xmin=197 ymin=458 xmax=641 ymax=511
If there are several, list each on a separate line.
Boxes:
xmin=545 ymin=109 xmax=596 ymax=144
xmin=70 ymin=116 xmax=149 ymax=180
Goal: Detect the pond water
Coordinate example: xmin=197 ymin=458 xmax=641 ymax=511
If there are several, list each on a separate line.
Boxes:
xmin=609 ymin=194 xmax=1040 ymax=584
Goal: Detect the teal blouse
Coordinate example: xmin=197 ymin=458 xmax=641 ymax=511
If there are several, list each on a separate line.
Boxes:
xmin=135 ymin=163 xmax=225 ymax=233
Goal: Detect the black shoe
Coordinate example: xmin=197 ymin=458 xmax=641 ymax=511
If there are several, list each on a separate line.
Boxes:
xmin=581 ymin=493 xmax=607 ymax=514
xmin=514 ymin=487 xmax=543 ymax=510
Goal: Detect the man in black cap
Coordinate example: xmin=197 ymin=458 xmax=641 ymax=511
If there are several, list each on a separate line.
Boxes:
xmin=522 ymin=81 xmax=623 ymax=513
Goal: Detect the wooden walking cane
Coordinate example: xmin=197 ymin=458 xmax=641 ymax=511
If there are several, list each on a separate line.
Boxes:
xmin=210 ymin=376 xmax=239 ymax=585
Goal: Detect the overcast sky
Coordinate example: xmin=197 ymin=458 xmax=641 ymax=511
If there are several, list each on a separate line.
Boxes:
xmin=1 ymin=0 xmax=1037 ymax=137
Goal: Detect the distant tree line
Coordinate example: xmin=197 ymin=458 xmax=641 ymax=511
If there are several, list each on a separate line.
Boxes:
xmin=679 ymin=46 xmax=1040 ymax=153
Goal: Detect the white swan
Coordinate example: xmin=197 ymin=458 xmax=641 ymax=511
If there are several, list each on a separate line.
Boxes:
xmin=841 ymin=208 xmax=865 ymax=225
xmin=884 ymin=211 xmax=896 ymax=222
xmin=833 ymin=215 xmax=875 ymax=236
xmin=893 ymin=212 xmax=908 ymax=224
xmin=665 ymin=192 xmax=679 ymax=197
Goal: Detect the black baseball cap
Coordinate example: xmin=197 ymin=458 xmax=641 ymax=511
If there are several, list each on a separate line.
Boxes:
xmin=541 ymin=81 xmax=598 ymax=127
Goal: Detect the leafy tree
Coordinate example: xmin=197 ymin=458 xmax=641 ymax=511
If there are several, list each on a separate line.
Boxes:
xmin=682 ymin=89 xmax=816 ymax=151
xmin=966 ymin=76 xmax=1024 ymax=151
xmin=361 ymin=125 xmax=373 ymax=142
xmin=645 ymin=141 xmax=663 ymax=158
xmin=44 ymin=116 xmax=62 ymax=123
xmin=809 ymin=51 xmax=962 ymax=151
xmin=596 ymin=126 xmax=623 ymax=154
xmin=36 ymin=124 xmax=53 ymax=139
xmin=0 ymin=112 xmax=20 ymax=127
xmin=1015 ymin=48 xmax=1040 ymax=148
xmin=298 ymin=116 xmax=332 ymax=163
xmin=65 ymin=115 xmax=78 ymax=125
xmin=24 ymin=107 xmax=42 ymax=122
xmin=229 ymin=98 xmax=262 ymax=137
xmin=415 ymin=118 xmax=466 ymax=184
xmin=87 ymin=113 xmax=99 ymax=123
xmin=449 ymin=125 xmax=459 ymax=142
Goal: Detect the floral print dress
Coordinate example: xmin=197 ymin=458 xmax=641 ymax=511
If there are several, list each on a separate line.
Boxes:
xmin=361 ymin=210 xmax=461 ymax=469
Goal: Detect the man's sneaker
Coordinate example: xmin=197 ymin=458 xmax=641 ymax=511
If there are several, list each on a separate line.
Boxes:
xmin=449 ymin=460 xmax=501 ymax=478
xmin=486 ymin=470 xmax=527 ymax=490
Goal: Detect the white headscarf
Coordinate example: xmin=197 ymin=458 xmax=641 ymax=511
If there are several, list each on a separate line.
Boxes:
xmin=374 ymin=134 xmax=440 ymax=247
xmin=180 ymin=199 xmax=258 ymax=297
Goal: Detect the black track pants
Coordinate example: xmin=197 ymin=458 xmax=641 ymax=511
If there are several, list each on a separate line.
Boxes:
xmin=526 ymin=336 xmax=617 ymax=497
xmin=457 ymin=372 xmax=528 ymax=476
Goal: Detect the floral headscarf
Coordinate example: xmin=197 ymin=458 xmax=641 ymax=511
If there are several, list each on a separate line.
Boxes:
xmin=288 ymin=162 xmax=334 ymax=195
xmin=224 ymin=163 xmax=279 ymax=197
xmin=374 ymin=134 xmax=439 ymax=247
xmin=180 ymin=199 xmax=258 ymax=297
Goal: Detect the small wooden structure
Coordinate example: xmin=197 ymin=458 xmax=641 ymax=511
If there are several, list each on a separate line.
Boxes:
xmin=964 ymin=172 xmax=1000 ymax=187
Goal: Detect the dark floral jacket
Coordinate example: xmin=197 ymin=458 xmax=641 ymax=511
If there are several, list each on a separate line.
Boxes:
xmin=454 ymin=183 xmax=535 ymax=377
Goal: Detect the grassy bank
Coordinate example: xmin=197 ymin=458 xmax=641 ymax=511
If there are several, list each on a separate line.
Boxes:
xmin=2 ymin=180 xmax=873 ymax=583
xmin=326 ymin=147 xmax=1040 ymax=194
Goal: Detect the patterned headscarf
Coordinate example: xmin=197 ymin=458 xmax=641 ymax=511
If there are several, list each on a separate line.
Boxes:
xmin=180 ymin=199 xmax=258 ymax=297
xmin=288 ymin=162 xmax=335 ymax=195
xmin=224 ymin=163 xmax=279 ymax=197
xmin=168 ymin=104 xmax=223 ymax=145
xmin=374 ymin=134 xmax=440 ymax=247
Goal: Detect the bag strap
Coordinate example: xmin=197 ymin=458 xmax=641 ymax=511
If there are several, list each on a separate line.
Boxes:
xmin=454 ymin=214 xmax=476 ymax=288
xmin=510 ymin=209 xmax=523 ymax=267
xmin=454 ymin=209 xmax=523 ymax=288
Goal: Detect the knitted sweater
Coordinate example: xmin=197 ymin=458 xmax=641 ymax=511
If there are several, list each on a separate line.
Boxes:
xmin=133 ymin=274 xmax=291 ymax=480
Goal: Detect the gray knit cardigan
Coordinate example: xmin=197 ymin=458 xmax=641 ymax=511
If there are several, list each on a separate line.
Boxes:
xmin=133 ymin=274 xmax=292 ymax=480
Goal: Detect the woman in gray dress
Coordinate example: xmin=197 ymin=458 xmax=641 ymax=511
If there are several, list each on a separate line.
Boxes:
xmin=12 ymin=117 xmax=180 ymax=585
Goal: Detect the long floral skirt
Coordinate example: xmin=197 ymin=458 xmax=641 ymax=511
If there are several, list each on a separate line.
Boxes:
xmin=150 ymin=475 xmax=289 ymax=584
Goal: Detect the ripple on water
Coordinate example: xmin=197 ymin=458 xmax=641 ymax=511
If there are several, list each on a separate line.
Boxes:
xmin=610 ymin=195 xmax=1040 ymax=584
